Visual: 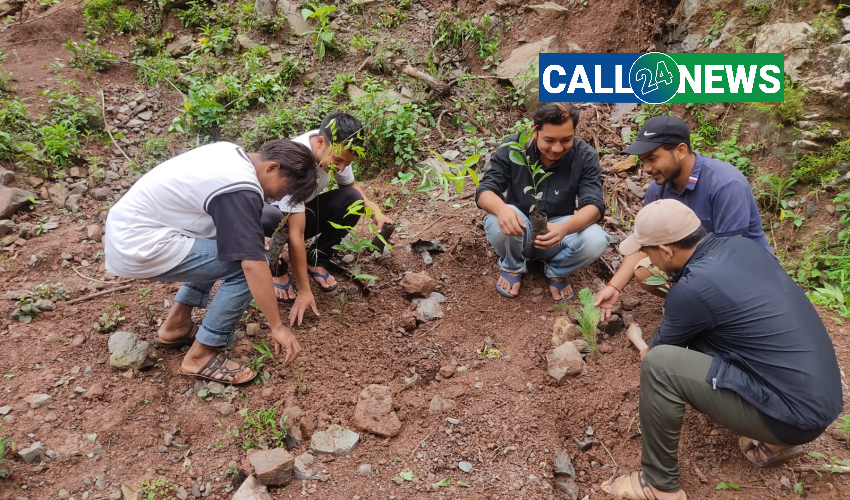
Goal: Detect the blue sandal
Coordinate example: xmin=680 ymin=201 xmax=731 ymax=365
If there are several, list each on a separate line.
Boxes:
xmin=273 ymin=279 xmax=296 ymax=303
xmin=308 ymin=268 xmax=338 ymax=292
xmin=548 ymin=277 xmax=575 ymax=303
xmin=496 ymin=271 xmax=523 ymax=299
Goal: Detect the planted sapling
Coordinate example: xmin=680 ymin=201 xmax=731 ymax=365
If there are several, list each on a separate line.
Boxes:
xmin=506 ymin=127 xmax=553 ymax=245
xmin=571 ymin=288 xmax=600 ymax=354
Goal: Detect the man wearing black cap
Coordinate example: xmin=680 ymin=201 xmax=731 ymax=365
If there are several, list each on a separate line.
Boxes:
xmin=594 ymin=114 xmax=770 ymax=319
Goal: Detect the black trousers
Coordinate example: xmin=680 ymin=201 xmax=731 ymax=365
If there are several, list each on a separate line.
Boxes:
xmin=262 ymin=187 xmax=364 ymax=272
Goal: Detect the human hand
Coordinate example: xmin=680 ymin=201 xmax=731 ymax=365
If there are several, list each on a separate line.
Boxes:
xmin=270 ymin=325 xmax=301 ymax=365
xmin=534 ymin=221 xmax=569 ymax=250
xmin=594 ymin=285 xmax=620 ymax=322
xmin=497 ymin=207 xmax=526 ymax=237
xmin=288 ymin=292 xmax=319 ymax=326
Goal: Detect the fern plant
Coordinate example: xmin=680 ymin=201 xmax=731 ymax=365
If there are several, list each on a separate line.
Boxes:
xmin=572 ymin=287 xmax=600 ymax=354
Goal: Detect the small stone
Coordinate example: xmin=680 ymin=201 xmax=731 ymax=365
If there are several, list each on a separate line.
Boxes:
xmin=552 ymin=317 xmax=581 ymax=347
xmin=214 ymin=402 xmax=236 ymax=415
xmin=270 ymin=53 xmax=284 ymax=63
xmin=0 ymin=406 xmax=11 ymax=415
xmin=83 ymin=384 xmax=105 ymax=400
xmin=44 ymin=412 xmax=58 ymax=422
xmin=24 ymin=393 xmax=53 ymax=408
xmin=446 ymin=418 xmax=460 ymax=425
xmin=232 ymin=476 xmax=272 ymax=500
xmin=34 ymin=299 xmax=56 ymax=311
xmin=137 ymin=110 xmax=153 ymax=121
xmin=554 ymin=477 xmax=580 ymax=500
xmin=310 ymin=424 xmax=360 ymax=455
xmin=429 ymin=395 xmax=456 ymax=412
xmin=827 ymin=427 xmax=847 ymax=442
xmin=585 ymin=426 xmax=594 ymax=436
xmin=458 ymin=461 xmax=473 ymax=473
xmin=87 ymin=224 xmax=104 ymax=242
xmin=826 ymin=204 xmax=837 ymax=216
xmin=107 ymin=331 xmax=154 ymax=370
xmin=553 ymin=451 xmax=576 ymax=479
xmin=574 ymin=437 xmax=593 ymax=452
xmin=352 ymin=385 xmax=402 ymax=437
xmin=400 ymin=271 xmax=436 ymax=297
xmin=89 ymin=188 xmax=112 ymax=202
xmin=59 ymin=489 xmax=70 ymax=499
xmin=126 ymin=119 xmax=144 ymax=128
xmin=547 ymin=342 xmax=586 ymax=383
xmin=246 ymin=323 xmax=260 ymax=337
xmin=248 ymin=448 xmax=295 ymax=486
xmin=293 ymin=453 xmax=320 ymax=480
xmin=191 ymin=485 xmax=201 ymax=498
xmin=626 ymin=179 xmax=645 ymax=199
xmin=412 ymin=292 xmax=446 ymax=321
xmin=18 ymin=441 xmax=46 ymax=464
xmin=176 ymin=487 xmax=188 ymax=500
xmin=358 ymin=463 xmax=373 ymax=475
xmin=438 ymin=365 xmax=455 ymax=378
xmin=95 ymin=473 xmax=106 ymax=490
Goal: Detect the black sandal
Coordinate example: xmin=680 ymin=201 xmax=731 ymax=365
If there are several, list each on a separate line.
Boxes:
xmin=177 ymin=352 xmax=257 ymax=385
xmin=154 ymin=323 xmax=198 ymax=348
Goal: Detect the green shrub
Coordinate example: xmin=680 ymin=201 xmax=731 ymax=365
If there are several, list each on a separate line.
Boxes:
xmin=434 ymin=10 xmax=500 ymax=62
xmin=82 ymin=0 xmax=123 ymax=35
xmin=175 ymin=0 xmax=209 ymax=28
xmin=793 ymin=138 xmax=850 ymax=185
xmin=745 ymin=1 xmax=772 ymax=23
xmin=39 ymin=121 xmax=81 ymax=168
xmin=65 ymin=39 xmax=117 ymax=72
xmin=113 ymin=7 xmax=142 ymax=34
xmin=752 ymin=76 xmax=806 ymax=125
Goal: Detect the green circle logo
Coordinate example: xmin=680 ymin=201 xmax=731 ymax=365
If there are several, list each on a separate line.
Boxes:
xmin=629 ymin=52 xmax=680 ymax=104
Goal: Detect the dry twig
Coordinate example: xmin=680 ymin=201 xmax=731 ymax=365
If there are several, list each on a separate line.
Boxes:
xmin=66 ymin=284 xmax=132 ymax=305
xmin=97 ymin=88 xmax=132 ymax=164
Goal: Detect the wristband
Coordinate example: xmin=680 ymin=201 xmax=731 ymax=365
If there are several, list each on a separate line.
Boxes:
xmin=607 ymin=282 xmax=622 ymax=293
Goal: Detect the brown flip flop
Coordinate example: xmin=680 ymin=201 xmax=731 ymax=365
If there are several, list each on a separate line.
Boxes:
xmin=600 ymin=471 xmax=688 ymax=500
xmin=739 ymin=437 xmax=804 ymax=467
xmin=154 ymin=323 xmax=199 ymax=348
xmin=177 ymin=352 xmax=257 ymax=385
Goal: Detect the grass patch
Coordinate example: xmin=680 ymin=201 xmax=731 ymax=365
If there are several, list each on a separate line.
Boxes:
xmin=236 ymin=406 xmax=288 ymax=450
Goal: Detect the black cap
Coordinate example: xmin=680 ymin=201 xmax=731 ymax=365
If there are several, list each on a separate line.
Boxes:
xmin=623 ymin=115 xmax=691 ymax=156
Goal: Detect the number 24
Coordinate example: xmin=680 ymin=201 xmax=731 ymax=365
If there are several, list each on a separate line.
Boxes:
xmin=635 ymin=61 xmax=674 ymax=95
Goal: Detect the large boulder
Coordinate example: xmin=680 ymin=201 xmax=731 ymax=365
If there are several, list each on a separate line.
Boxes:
xmin=0 ymin=185 xmax=35 ymax=219
xmin=804 ymin=44 xmax=850 ymax=117
xmin=108 ymin=331 xmax=154 ymax=370
xmin=352 ymin=385 xmax=402 ymax=437
xmin=497 ymin=35 xmax=559 ymax=111
xmin=754 ymin=22 xmax=815 ymax=79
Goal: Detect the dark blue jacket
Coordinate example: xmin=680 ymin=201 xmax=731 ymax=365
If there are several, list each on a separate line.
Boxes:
xmin=651 ymin=234 xmax=843 ymax=434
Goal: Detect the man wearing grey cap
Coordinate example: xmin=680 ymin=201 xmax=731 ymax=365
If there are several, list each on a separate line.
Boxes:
xmin=600 ymin=199 xmax=842 ymax=500
xmin=594 ymin=114 xmax=769 ymax=320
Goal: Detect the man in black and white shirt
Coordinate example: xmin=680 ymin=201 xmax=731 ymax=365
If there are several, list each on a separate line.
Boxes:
xmin=262 ymin=112 xmax=384 ymax=323
xmin=105 ymin=140 xmax=316 ymax=384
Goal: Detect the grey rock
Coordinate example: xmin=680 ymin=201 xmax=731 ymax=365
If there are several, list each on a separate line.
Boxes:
xmin=554 ymin=477 xmax=580 ymax=500
xmin=58 ymin=489 xmax=70 ymax=499
xmin=843 ymin=16 xmax=850 ymax=34
xmin=167 ymin=35 xmax=194 ymax=57
xmin=792 ymin=139 xmax=822 ymax=151
xmin=95 ymin=473 xmax=106 ymax=490
xmin=358 ymin=463 xmax=373 ymax=475
xmin=192 ymin=485 xmax=201 ymax=498
xmin=34 ymin=299 xmax=56 ymax=311
xmin=65 ymin=193 xmax=82 ymax=212
xmin=310 ymin=424 xmax=359 ymax=455
xmin=176 ymin=487 xmax=188 ymax=500
xmin=18 ymin=441 xmax=46 ymax=464
xmin=248 ymin=448 xmax=294 ymax=486
xmin=293 ymin=453 xmax=321 ymax=480
xmin=547 ymin=342 xmax=586 ymax=383
xmin=807 ymin=199 xmax=817 ymax=216
xmin=446 ymin=417 xmax=460 ymax=425
xmin=0 ymin=185 xmax=36 ymax=219
xmin=254 ymin=0 xmax=307 ymax=34
xmin=412 ymin=292 xmax=447 ymax=320
xmin=352 ymin=384 xmax=402 ymax=437
xmin=90 ymin=188 xmax=112 ymax=202
xmin=24 ymin=393 xmax=53 ymax=408
xmin=574 ymin=436 xmax=593 ymax=451
xmin=458 ymin=461 xmax=473 ymax=473
xmin=137 ymin=110 xmax=153 ymax=121
xmin=429 ymin=395 xmax=456 ymax=412
xmin=236 ymin=33 xmax=258 ymax=51
xmin=620 ymin=127 xmax=632 ymax=144
xmin=107 ymin=331 xmax=154 ymax=370
xmin=126 ymin=119 xmax=144 ymax=128
xmin=496 ymin=35 xmax=559 ymax=110
xmin=626 ymin=178 xmax=645 ymax=199
xmin=754 ymin=23 xmax=814 ymax=79
xmin=0 ymin=406 xmax=11 ymax=415
xmin=0 ymin=166 xmax=15 ymax=186
xmin=554 ymin=450 xmax=576 ymax=479
xmin=0 ymin=219 xmax=14 ymax=237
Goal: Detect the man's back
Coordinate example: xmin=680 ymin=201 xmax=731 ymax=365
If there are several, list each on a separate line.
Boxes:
xmin=654 ymin=235 xmax=842 ymax=431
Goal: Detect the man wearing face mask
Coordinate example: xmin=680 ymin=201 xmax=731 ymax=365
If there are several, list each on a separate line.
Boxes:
xmin=594 ymin=114 xmax=770 ymax=319
xmin=476 ymin=102 xmax=609 ymax=302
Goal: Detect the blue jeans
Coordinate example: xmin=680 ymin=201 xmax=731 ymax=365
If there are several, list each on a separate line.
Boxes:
xmin=152 ymin=239 xmax=253 ymax=347
xmin=483 ymin=205 xmax=610 ymax=278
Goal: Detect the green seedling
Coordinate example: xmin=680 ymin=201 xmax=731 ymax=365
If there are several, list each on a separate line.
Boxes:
xmin=393 ymin=471 xmax=413 ymax=484
xmin=571 ymin=288 xmax=601 ymax=354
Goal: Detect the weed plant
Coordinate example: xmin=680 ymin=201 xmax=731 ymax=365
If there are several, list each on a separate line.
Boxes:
xmin=237 ymin=406 xmax=288 ymax=450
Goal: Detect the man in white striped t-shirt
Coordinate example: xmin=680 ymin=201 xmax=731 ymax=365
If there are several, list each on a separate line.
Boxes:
xmin=105 ymin=140 xmax=316 ymax=384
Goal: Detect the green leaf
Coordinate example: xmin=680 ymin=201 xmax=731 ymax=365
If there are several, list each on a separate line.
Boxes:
xmin=716 ymin=481 xmax=740 ymax=491
xmin=509 ymin=150 xmax=525 ymax=166
xmin=457 ymin=481 xmax=471 ymax=488
xmin=808 ymin=451 xmax=827 ymax=459
xmin=523 ymin=186 xmax=533 ymax=194
xmin=431 ymin=477 xmax=451 ymax=487
xmin=354 ymin=274 xmax=378 ymax=281
xmin=301 ymin=7 xmax=314 ymax=19
xmin=400 ymin=471 xmax=413 ymax=481
xmin=197 ymin=389 xmax=208 ymax=398
xmin=462 ymin=154 xmax=481 ymax=168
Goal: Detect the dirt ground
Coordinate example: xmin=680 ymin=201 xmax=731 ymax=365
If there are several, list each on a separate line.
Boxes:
xmin=2 ymin=0 xmax=850 ymax=498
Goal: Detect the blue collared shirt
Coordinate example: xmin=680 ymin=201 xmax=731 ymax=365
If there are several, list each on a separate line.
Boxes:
xmin=645 ymin=153 xmax=772 ymax=254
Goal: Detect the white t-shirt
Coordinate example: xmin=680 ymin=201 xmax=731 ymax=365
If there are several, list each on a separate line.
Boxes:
xmin=104 ymin=142 xmax=264 ymax=278
xmin=272 ymin=130 xmax=356 ymax=213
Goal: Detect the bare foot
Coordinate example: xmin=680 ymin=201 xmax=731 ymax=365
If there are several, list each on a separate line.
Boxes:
xmin=497 ymin=272 xmax=522 ymax=297
xmin=308 ymin=265 xmax=337 ymax=290
xmin=180 ymin=342 xmax=255 ymax=383
xmin=601 ymin=471 xmax=687 ymax=500
xmin=549 ymin=278 xmax=574 ymax=301
xmin=273 ymin=274 xmax=296 ymax=300
xmin=157 ymin=302 xmax=193 ymax=342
